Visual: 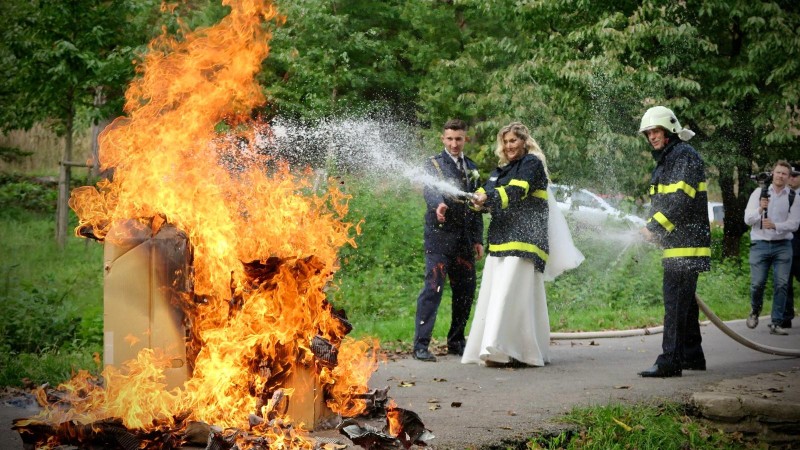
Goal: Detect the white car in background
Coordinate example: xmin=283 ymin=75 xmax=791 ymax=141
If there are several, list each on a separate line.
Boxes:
xmin=550 ymin=184 xmax=646 ymax=227
xmin=708 ymin=202 xmax=724 ymax=223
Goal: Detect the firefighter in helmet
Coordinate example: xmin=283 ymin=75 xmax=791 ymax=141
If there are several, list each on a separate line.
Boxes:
xmin=637 ymin=106 xmax=711 ymax=378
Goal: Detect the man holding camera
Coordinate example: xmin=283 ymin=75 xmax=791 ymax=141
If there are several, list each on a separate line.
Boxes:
xmin=744 ymin=161 xmax=800 ymax=335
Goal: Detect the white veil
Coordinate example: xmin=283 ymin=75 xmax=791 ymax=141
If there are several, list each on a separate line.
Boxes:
xmin=544 ymin=188 xmax=584 ymax=281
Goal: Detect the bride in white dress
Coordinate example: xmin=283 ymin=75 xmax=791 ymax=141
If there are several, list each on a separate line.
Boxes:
xmin=462 ymin=123 xmax=583 ymax=367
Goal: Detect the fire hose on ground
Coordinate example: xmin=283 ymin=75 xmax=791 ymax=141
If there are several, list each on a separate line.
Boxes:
xmin=551 ymin=294 xmax=800 ymax=358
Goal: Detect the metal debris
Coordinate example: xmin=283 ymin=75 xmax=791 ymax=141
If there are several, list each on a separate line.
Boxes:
xmin=338 ymin=418 xmax=402 ymax=450
xmin=353 ymin=386 xmax=390 ymax=417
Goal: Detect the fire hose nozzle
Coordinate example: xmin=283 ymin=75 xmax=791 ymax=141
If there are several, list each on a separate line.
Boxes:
xmin=459 ymin=192 xmax=478 ymax=201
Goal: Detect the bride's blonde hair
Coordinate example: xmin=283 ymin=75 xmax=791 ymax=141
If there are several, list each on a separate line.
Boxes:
xmin=495 ymin=122 xmax=549 ymax=178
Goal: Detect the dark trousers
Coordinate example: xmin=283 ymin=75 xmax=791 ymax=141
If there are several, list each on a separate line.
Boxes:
xmin=749 ymin=240 xmax=792 ymax=325
xmin=786 ymin=238 xmax=799 ymax=322
xmin=414 ymin=251 xmax=476 ymax=352
xmin=655 ymin=270 xmax=704 ymax=368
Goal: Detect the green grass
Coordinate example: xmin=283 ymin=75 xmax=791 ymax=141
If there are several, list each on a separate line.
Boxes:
xmin=0 ymin=350 xmax=101 ymax=387
xmin=0 ymin=206 xmax=104 ymax=386
xmin=0 ymin=209 xmax=103 ymax=314
xmin=527 ymin=402 xmax=752 ymax=450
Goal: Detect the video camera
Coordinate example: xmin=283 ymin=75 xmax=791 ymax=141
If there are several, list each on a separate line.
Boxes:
xmin=750 ymin=171 xmax=773 ymax=188
xmin=750 ymin=171 xmax=772 ymax=201
xmin=750 ymin=171 xmax=772 ymax=218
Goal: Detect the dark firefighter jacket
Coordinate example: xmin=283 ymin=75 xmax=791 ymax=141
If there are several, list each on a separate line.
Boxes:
xmin=646 ymin=139 xmax=711 ymax=273
xmin=478 ymin=153 xmax=549 ymax=272
xmin=422 ymin=150 xmax=484 ymax=255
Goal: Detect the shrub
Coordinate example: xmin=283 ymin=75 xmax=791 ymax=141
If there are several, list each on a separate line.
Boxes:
xmin=0 ymin=179 xmax=58 ymax=213
xmin=0 ymin=146 xmax=33 ymax=164
xmin=0 ymin=287 xmax=84 ymax=354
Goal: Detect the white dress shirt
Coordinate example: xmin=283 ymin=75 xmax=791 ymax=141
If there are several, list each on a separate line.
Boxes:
xmin=744 ymin=184 xmax=800 ymax=241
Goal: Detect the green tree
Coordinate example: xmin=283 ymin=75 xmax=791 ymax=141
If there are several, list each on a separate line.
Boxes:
xmin=411 ymin=0 xmax=799 ymax=257
xmin=0 ymin=0 xmax=237 ymax=247
xmin=261 ymin=0 xmax=419 ymax=119
xmin=684 ymin=0 xmax=800 ymax=257
xmin=0 ymin=0 xmax=159 ymax=246
xmin=559 ymin=0 xmax=800 ymax=257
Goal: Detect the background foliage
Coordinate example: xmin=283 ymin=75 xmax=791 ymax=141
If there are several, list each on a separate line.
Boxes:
xmin=3 ymin=1 xmax=798 ymax=249
xmin=258 ymin=0 xmax=799 ymax=257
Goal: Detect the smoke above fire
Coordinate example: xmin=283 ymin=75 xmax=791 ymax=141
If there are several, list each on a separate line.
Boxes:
xmin=29 ymin=0 xmax=381 ymax=446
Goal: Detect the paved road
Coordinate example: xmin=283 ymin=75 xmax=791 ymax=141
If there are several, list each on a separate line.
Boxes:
xmin=2 ymin=318 xmax=799 ymax=449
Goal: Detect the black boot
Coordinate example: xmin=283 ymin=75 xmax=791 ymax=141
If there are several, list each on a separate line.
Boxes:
xmin=412 ymin=348 xmax=437 ymax=362
xmin=638 ymin=364 xmax=682 ymax=378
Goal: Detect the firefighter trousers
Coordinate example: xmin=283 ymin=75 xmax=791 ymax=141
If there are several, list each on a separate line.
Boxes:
xmin=655 ymin=269 xmax=705 ymax=368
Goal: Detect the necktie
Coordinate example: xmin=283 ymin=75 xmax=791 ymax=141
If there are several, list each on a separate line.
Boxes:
xmin=456 ymin=158 xmax=469 ymax=189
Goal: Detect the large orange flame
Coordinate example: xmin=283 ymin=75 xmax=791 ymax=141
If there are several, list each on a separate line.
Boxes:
xmin=43 ymin=0 xmax=380 ymax=447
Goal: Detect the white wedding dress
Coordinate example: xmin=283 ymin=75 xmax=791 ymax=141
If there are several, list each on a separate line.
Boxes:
xmin=461 ymin=191 xmax=584 ymax=366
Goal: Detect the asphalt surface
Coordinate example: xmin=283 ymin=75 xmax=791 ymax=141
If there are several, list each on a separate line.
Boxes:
xmin=2 ymin=318 xmax=799 ymax=449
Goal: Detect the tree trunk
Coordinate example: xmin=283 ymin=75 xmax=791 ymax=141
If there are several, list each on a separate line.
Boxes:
xmin=55 ymin=103 xmax=74 ymax=248
xmin=720 ymin=100 xmax=757 ymax=260
xmin=720 ymin=166 xmax=749 ymax=259
xmin=717 ymin=19 xmax=754 ymax=259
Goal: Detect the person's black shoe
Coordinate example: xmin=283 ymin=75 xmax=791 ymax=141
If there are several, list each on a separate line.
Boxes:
xmin=780 ymin=319 xmax=792 ymax=329
xmin=681 ymin=359 xmax=706 ymax=371
xmin=638 ymin=364 xmax=682 ymax=378
xmin=446 ymin=343 xmax=464 ymax=356
xmin=412 ymin=348 xmax=437 ymax=362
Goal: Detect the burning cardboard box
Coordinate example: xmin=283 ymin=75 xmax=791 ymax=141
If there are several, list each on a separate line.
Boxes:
xmin=102 ymin=220 xmax=192 ymax=390
xmin=101 ymin=221 xmax=338 ymax=429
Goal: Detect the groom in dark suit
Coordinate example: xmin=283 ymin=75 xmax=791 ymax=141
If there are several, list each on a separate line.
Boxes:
xmin=413 ymin=119 xmax=484 ymax=362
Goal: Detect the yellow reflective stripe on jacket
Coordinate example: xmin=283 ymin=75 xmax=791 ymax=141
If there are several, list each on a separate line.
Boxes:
xmin=503 ymin=181 xmax=546 ymax=201
xmin=531 ymin=189 xmax=548 ymax=200
xmin=489 ymin=241 xmax=548 ymax=262
xmin=508 ymin=179 xmax=529 ymax=196
xmin=649 ymin=181 xmax=707 ymax=198
xmin=476 ymin=187 xmax=486 ymax=195
xmin=652 ymin=212 xmax=675 ymax=232
xmin=662 ymin=247 xmax=711 ymax=258
xmin=497 ymin=186 xmax=509 ymax=209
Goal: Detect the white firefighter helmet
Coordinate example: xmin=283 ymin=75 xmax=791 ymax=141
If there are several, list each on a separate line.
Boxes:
xmin=638 ymin=105 xmax=695 ymax=141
